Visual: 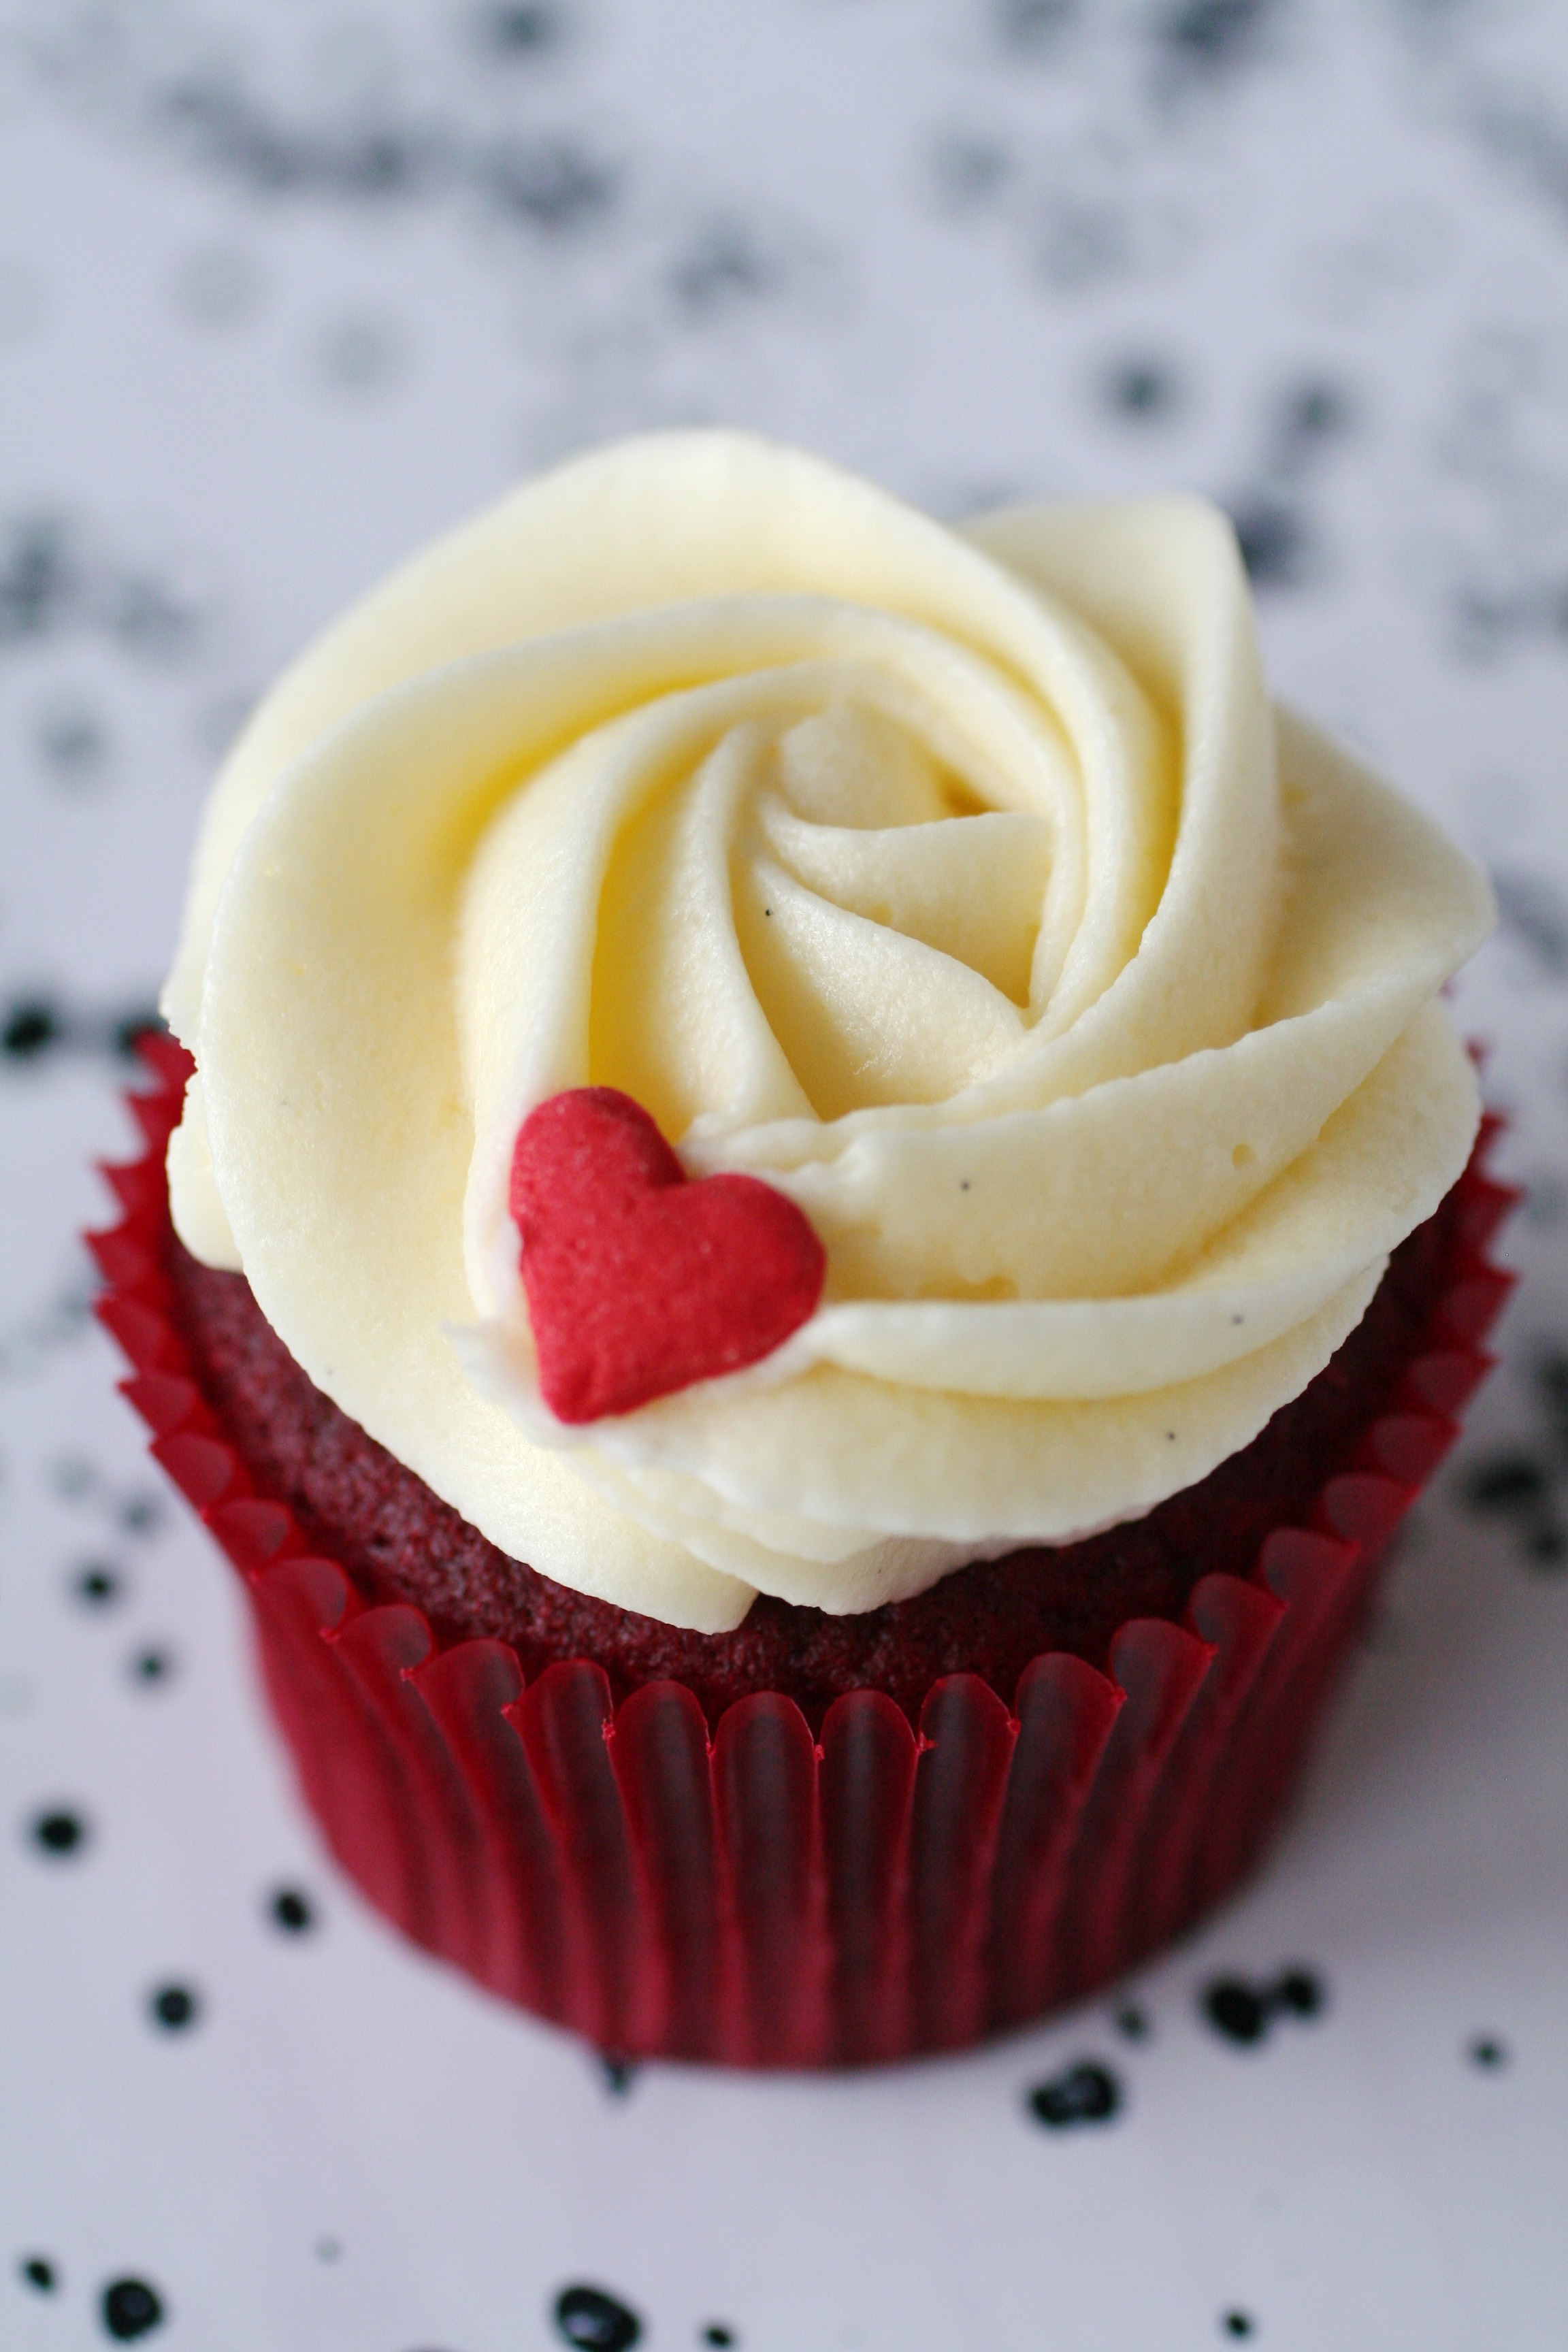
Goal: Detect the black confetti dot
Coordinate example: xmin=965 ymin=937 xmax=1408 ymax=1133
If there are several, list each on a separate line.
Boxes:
xmin=269 ymin=1886 xmax=316 ymax=1934
xmin=1281 ymin=379 xmax=1354 ymax=448
xmin=148 ymin=1982 xmax=200 ymax=2031
xmin=1275 ymin=1969 xmax=1324 ymax=2017
xmin=1222 ymin=2314 xmax=1256 ymax=2340
xmin=73 ymin=1563 xmax=125 ymax=1609
xmin=19 ymin=2254 xmax=59 ymax=2291
xmin=1203 ymin=1968 xmax=1328 ymax=2046
xmin=1463 ymin=1453 xmax=1548 ymax=1513
xmin=1203 ymin=1978 xmax=1268 ymax=2043
xmin=36 ymin=698 xmax=110 ymax=785
xmin=1026 ymin=2059 xmax=1122 ymax=2128
xmin=159 ymin=76 xmax=301 ymax=197
xmin=555 ymin=2283 xmax=643 ymax=2349
xmin=1457 ymin=1434 xmax=1567 ymax=1569
xmin=101 ymin=2276 xmax=165 ymax=2339
xmin=2 ymin=998 xmax=59 ymax=1060
xmin=0 ymin=518 xmax=78 ymax=643
xmin=482 ymin=0 xmax=564 ymax=51
xmin=600 ymin=2053 xmax=638 ymax=2096
xmin=1519 ymin=1175 xmax=1565 ymax=1229
xmin=1226 ymin=497 xmax=1308 ymax=589
xmin=0 ymin=997 xmax=164 ymax=1077
xmin=1114 ymin=2002 xmax=1150 ymax=2040
xmin=1105 ymin=356 xmax=1182 ymax=421
xmin=118 ymin=1494 xmax=162 ymax=1537
xmin=1492 ymin=870 xmax=1568 ymax=977
xmin=1526 ymin=1520 xmax=1567 ymax=1567
xmin=480 ymin=136 xmax=618 ymax=234
xmin=130 ymin=1646 xmax=176 ymax=1688
xmin=29 ymin=1806 xmax=88 ymax=1857
xmin=702 ymin=2329 xmax=738 ymax=2349
xmin=314 ymin=2236 xmax=343 ymax=2262
xmin=1469 ymin=2035 xmax=1509 ymax=2069
xmin=1160 ymin=0 xmax=1275 ymax=74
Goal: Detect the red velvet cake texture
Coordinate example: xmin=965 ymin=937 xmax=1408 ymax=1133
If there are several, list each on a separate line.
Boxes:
xmin=164 ymin=1154 xmax=1494 ymax=1731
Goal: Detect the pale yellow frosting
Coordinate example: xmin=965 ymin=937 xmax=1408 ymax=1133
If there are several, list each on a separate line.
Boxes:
xmin=163 ymin=431 xmax=1492 ymax=1633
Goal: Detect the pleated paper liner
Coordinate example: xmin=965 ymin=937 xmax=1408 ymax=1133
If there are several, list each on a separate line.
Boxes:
xmin=91 ymin=1034 xmax=1517 ymax=2068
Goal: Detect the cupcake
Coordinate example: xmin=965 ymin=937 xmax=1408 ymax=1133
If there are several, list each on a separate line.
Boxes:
xmin=94 ymin=431 xmax=1510 ymax=2066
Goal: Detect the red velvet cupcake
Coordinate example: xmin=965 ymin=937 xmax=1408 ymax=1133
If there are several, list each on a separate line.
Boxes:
xmin=97 ymin=434 xmax=1506 ymax=2065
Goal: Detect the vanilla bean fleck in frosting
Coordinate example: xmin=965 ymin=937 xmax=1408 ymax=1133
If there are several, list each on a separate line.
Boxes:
xmin=163 ymin=431 xmax=1492 ymax=1632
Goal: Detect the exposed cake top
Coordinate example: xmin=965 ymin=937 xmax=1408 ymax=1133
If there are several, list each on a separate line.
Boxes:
xmin=164 ymin=431 xmax=1491 ymax=1631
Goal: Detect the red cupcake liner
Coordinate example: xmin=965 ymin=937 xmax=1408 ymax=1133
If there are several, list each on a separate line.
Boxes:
xmin=91 ymin=1036 xmax=1516 ymax=2068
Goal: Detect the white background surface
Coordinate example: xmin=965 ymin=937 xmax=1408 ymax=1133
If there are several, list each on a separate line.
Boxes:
xmin=2 ymin=2 xmax=1567 ymax=2345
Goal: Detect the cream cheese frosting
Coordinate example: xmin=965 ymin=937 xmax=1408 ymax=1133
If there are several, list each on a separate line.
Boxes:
xmin=163 ymin=430 xmax=1493 ymax=1633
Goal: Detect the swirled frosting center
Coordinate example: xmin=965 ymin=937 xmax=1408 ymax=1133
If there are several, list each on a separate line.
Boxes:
xmin=163 ymin=431 xmax=1492 ymax=1632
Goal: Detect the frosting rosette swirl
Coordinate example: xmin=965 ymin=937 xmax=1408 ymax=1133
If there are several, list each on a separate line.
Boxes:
xmin=164 ymin=431 xmax=1492 ymax=1633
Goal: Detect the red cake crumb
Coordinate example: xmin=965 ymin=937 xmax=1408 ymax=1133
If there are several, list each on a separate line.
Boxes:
xmin=163 ymin=1184 xmax=1463 ymax=1731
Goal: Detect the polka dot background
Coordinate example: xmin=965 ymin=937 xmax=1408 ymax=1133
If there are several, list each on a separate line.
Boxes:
xmin=3 ymin=1 xmax=1567 ymax=2343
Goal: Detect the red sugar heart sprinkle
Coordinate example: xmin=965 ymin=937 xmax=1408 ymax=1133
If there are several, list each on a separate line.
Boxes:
xmin=510 ymin=1088 xmax=827 ymax=1424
